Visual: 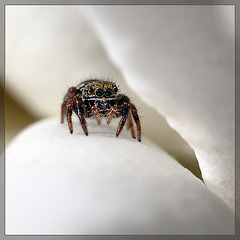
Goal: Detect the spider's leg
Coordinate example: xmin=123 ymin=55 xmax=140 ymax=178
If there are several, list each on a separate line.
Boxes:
xmin=67 ymin=107 xmax=74 ymax=134
xmin=130 ymin=103 xmax=141 ymax=142
xmin=91 ymin=105 xmax=101 ymax=125
xmin=127 ymin=113 xmax=136 ymax=139
xmin=62 ymin=87 xmax=78 ymax=133
xmin=116 ymin=103 xmax=129 ymax=138
xmin=74 ymin=96 xmax=88 ymax=136
xmin=61 ymin=100 xmax=67 ymax=123
xmin=107 ymin=105 xmax=117 ymax=124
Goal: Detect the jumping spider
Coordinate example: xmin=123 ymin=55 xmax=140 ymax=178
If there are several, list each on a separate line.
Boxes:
xmin=61 ymin=79 xmax=141 ymax=142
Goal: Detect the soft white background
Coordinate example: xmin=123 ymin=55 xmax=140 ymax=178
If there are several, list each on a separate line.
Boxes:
xmin=5 ymin=5 xmax=236 ymax=234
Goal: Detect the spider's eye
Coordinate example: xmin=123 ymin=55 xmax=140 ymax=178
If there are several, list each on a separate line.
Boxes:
xmin=105 ymin=88 xmax=113 ymax=97
xmin=96 ymin=89 xmax=104 ymax=96
xmin=89 ymin=87 xmax=94 ymax=94
xmin=113 ymin=87 xmax=118 ymax=93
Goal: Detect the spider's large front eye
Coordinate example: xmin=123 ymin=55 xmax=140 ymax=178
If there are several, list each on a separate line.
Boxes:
xmin=105 ymin=88 xmax=113 ymax=97
xmin=96 ymin=89 xmax=104 ymax=96
xmin=113 ymin=87 xmax=118 ymax=93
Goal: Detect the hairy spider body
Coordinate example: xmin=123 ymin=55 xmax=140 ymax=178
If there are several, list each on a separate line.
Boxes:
xmin=61 ymin=79 xmax=141 ymax=141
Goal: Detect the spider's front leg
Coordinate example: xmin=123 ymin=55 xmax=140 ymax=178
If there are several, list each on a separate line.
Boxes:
xmin=115 ymin=94 xmax=132 ymax=139
xmin=61 ymin=87 xmax=77 ymax=133
xmin=129 ymin=103 xmax=141 ymax=142
xmin=61 ymin=100 xmax=67 ymax=124
xmin=127 ymin=114 xmax=136 ymax=139
xmin=107 ymin=102 xmax=136 ymax=139
xmin=73 ymin=95 xmax=88 ymax=136
xmin=61 ymin=87 xmax=88 ymax=136
xmin=108 ymin=94 xmax=141 ymax=141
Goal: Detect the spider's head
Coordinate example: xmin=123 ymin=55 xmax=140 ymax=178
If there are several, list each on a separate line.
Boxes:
xmin=81 ymin=80 xmax=119 ymax=100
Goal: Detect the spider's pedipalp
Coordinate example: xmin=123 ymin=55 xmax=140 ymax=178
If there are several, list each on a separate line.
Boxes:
xmin=107 ymin=105 xmax=117 ymax=124
xmin=91 ymin=105 xmax=101 ymax=125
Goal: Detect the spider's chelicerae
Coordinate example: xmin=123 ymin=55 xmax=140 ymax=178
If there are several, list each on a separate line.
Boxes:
xmin=61 ymin=79 xmax=141 ymax=142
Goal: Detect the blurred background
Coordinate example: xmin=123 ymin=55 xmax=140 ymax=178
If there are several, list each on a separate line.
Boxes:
xmin=3 ymin=86 xmax=36 ymax=145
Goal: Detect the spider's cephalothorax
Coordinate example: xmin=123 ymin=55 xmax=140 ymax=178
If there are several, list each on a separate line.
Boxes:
xmin=61 ymin=79 xmax=141 ymax=141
